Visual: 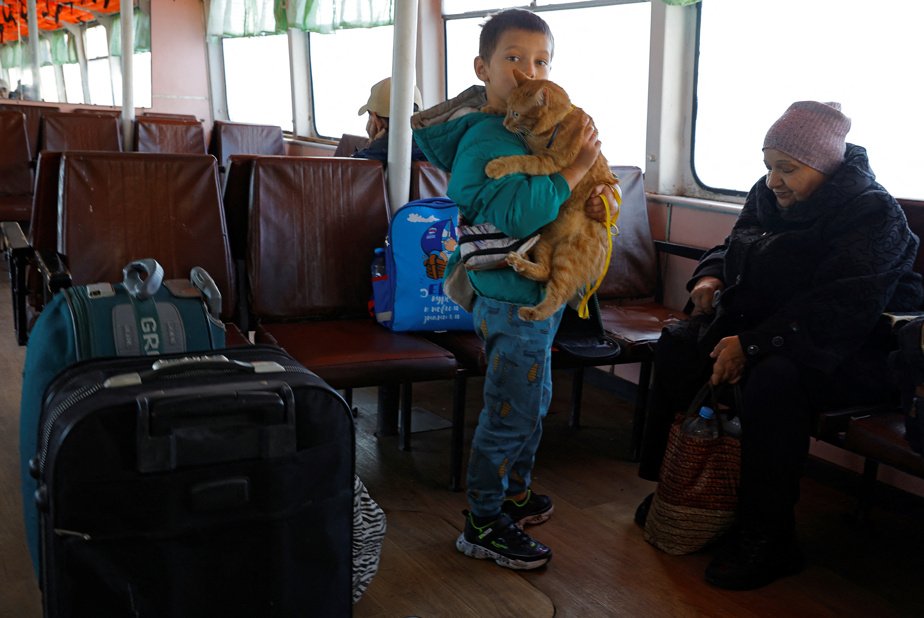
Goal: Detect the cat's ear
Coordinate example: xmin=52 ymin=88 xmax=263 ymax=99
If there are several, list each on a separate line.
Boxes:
xmin=513 ymin=68 xmax=531 ymax=86
xmin=536 ymin=86 xmax=549 ymax=107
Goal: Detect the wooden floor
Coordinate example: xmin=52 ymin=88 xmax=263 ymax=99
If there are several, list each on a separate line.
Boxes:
xmin=1 ymin=264 xmax=923 ymax=617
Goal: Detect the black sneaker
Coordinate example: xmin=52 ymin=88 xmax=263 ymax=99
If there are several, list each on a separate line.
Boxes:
xmin=705 ymin=528 xmax=804 ymax=590
xmin=501 ymin=489 xmax=554 ymax=526
xmin=455 ymin=511 xmax=552 ymax=570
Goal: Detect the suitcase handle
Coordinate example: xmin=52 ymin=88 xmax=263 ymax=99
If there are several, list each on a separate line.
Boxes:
xmin=122 ymin=258 xmax=164 ymax=300
xmin=104 ymin=356 xmax=286 ymax=389
xmin=136 ymin=385 xmax=297 ymax=473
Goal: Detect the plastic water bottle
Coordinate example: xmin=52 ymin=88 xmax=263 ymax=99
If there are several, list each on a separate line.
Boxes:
xmin=719 ymin=413 xmax=742 ymax=438
xmin=371 ymin=248 xmax=386 ymax=279
xmin=682 ymin=405 xmax=720 ymax=439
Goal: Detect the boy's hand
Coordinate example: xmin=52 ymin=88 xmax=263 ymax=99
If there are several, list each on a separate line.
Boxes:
xmin=585 ymin=184 xmax=618 ymax=223
xmin=561 ymin=118 xmax=601 ymax=190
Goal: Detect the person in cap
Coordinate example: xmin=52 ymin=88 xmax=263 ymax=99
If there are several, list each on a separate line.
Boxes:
xmin=352 ymin=77 xmax=427 ymax=162
xmin=634 ymin=101 xmax=922 ymax=589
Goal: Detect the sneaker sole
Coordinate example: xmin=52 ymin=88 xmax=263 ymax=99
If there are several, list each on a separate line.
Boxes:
xmin=455 ymin=533 xmax=550 ymax=570
xmin=516 ymin=504 xmax=554 ymax=527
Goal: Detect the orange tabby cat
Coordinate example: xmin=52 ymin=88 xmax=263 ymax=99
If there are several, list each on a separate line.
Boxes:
xmin=484 ymin=70 xmax=617 ymax=322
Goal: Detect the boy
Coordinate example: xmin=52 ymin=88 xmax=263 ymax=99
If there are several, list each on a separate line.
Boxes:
xmin=412 ymin=8 xmax=609 ymax=570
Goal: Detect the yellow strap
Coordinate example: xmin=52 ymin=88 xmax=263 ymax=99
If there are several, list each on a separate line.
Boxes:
xmin=576 ymin=187 xmax=621 ymax=319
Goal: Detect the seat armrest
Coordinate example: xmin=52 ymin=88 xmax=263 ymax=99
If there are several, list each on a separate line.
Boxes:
xmin=2 ymin=221 xmax=35 ymax=345
xmin=1 ymin=220 xmax=30 ymax=253
xmin=653 ymin=239 xmax=707 ymax=261
xmin=34 ymin=248 xmax=72 ymax=298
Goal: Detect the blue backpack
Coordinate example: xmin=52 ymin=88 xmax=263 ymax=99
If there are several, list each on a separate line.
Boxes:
xmin=372 ymin=197 xmax=474 ymax=332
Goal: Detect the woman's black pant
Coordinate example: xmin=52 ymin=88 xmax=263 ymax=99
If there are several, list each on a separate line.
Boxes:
xmin=638 ymin=317 xmax=887 ymax=536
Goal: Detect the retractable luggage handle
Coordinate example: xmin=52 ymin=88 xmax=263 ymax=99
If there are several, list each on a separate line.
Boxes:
xmin=122 ymin=258 xmax=164 ymax=300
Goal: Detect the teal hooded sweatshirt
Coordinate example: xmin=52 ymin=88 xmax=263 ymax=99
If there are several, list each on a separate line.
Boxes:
xmin=411 ymin=86 xmax=572 ymax=306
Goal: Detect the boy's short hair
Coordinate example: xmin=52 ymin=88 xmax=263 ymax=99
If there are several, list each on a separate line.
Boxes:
xmin=479 ymin=8 xmax=554 ymax=62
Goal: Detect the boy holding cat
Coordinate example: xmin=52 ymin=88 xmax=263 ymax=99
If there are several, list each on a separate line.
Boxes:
xmin=412 ymin=8 xmax=614 ymax=570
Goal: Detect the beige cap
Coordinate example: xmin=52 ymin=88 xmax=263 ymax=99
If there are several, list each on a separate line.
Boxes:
xmin=357 ymin=78 xmax=423 ymax=118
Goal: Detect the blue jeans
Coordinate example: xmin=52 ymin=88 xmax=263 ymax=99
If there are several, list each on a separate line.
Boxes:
xmin=467 ymin=296 xmax=564 ymax=518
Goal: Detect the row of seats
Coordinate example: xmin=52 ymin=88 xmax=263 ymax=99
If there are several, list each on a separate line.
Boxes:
xmin=222 ymin=156 xmax=689 ymax=488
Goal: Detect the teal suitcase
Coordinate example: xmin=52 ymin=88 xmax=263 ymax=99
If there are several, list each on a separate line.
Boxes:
xmin=19 ymin=259 xmax=226 ymax=574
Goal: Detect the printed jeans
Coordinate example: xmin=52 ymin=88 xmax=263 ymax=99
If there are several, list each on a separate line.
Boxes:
xmin=466 ymin=296 xmax=564 ymax=518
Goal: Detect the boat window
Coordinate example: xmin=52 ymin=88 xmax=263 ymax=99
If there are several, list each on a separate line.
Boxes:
xmin=694 ymin=0 xmax=924 ymax=200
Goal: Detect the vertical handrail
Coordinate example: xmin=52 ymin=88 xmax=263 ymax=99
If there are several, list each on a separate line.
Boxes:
xmin=387 ymin=0 xmax=419 ymax=214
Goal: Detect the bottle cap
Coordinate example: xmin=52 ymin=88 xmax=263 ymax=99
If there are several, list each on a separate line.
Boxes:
xmin=698 ymin=406 xmax=715 ymax=420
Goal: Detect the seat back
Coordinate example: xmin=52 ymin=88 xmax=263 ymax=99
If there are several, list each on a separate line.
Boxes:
xmin=247 ymin=156 xmax=388 ymax=320
xmin=134 ymin=116 xmax=207 ymax=154
xmin=333 ymin=133 xmax=368 ymax=158
xmin=57 ymin=152 xmax=235 ymax=319
xmin=41 ymin=112 xmax=122 ymax=152
xmin=28 ymin=152 xmax=63 ymax=250
xmin=0 ymin=103 xmax=59 ymax=161
xmin=409 ymin=160 xmax=450 ymax=201
xmin=209 ymin=120 xmax=284 ymax=172
xmin=0 ymin=110 xmax=33 ymax=221
xmin=597 ymin=165 xmax=658 ymax=301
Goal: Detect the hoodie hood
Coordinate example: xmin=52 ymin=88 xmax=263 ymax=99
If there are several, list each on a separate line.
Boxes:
xmin=411 ymin=86 xmax=490 ymax=172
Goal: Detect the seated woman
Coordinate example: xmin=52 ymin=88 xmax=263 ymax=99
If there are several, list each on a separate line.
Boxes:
xmin=636 ymin=101 xmax=923 ymax=590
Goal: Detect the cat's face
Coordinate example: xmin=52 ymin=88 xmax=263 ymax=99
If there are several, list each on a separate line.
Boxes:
xmin=503 ymin=74 xmax=570 ymax=137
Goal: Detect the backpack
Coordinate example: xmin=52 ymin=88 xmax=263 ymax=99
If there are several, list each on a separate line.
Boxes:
xmin=371 ymin=197 xmax=475 ymax=331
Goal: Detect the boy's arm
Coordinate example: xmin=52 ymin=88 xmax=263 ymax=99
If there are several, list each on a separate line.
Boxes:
xmin=449 ymin=121 xmax=571 ymax=238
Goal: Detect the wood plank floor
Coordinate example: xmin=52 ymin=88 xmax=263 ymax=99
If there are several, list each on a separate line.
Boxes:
xmin=0 ymin=263 xmax=922 ymax=617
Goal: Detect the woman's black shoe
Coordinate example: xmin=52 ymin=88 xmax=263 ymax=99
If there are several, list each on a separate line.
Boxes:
xmin=634 ymin=493 xmax=654 ymax=528
xmin=704 ymin=528 xmax=804 ymax=590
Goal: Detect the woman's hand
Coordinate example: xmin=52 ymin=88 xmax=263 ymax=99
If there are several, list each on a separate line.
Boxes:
xmin=709 ymin=336 xmax=745 ymax=385
xmin=585 ymin=183 xmax=619 ymax=223
xmin=561 ymin=117 xmax=600 ymax=190
xmin=690 ymin=276 xmax=724 ymax=316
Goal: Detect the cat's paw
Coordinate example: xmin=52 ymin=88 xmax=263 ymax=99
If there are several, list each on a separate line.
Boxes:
xmin=484 ymin=160 xmax=507 ymax=179
xmin=506 ymin=252 xmax=526 ymax=272
xmin=518 ymin=306 xmax=542 ymax=321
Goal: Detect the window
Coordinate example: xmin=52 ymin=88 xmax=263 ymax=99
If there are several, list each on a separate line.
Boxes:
xmin=444 ymin=2 xmax=651 ymax=170
xmin=62 ymin=64 xmax=84 ymax=104
xmin=309 ymin=25 xmax=394 ymax=139
xmin=222 ymin=34 xmax=293 ymax=132
xmin=85 ymin=24 xmax=114 ymax=106
xmin=694 ymin=0 xmax=924 ymax=200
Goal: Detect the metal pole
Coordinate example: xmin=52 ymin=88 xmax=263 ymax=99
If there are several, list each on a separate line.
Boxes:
xmin=120 ymin=7 xmax=135 ymax=148
xmin=26 ymin=0 xmax=42 ymax=100
xmin=387 ymin=0 xmax=419 ymax=213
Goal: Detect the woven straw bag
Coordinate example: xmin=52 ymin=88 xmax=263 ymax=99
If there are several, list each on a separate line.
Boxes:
xmin=643 ymin=382 xmax=742 ymax=555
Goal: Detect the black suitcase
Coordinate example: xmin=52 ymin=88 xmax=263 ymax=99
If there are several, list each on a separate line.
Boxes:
xmin=32 ymin=345 xmax=355 ymax=618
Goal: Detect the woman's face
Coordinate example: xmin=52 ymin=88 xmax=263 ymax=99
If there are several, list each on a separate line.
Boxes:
xmin=763 ymin=149 xmax=829 ymax=209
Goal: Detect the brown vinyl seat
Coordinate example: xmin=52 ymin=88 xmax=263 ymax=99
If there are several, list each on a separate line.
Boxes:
xmin=208 ymin=120 xmax=284 ymax=174
xmin=134 ymin=116 xmax=207 ymax=154
xmin=0 ymin=110 xmax=33 ymax=224
xmin=594 ymin=165 xmax=696 ymax=457
xmin=41 ymin=112 xmax=123 ymax=152
xmin=408 ymin=160 xmax=449 ymax=202
xmin=6 ymin=152 xmax=247 ymax=345
xmin=244 ymin=156 xmax=457 ymax=439
xmin=0 ymin=103 xmax=59 ymax=162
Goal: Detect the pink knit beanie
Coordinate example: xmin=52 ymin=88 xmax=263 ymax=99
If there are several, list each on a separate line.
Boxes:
xmin=762 ymin=101 xmax=851 ymax=174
